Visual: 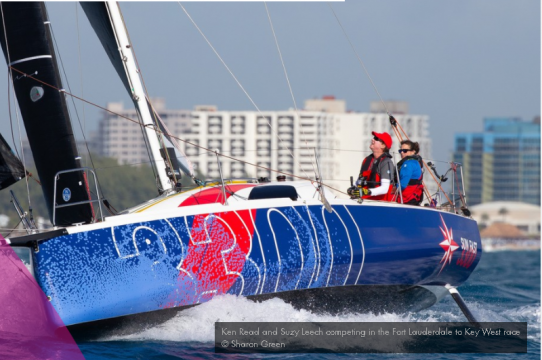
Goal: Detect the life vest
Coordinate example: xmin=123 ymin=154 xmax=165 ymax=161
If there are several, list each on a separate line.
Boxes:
xmin=358 ymin=153 xmax=394 ymax=201
xmin=394 ymin=156 xmax=424 ymax=205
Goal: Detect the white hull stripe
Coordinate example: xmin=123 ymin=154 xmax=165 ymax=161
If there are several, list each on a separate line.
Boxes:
xmin=9 ymin=55 xmax=51 ymax=66
xmin=343 ymin=205 xmax=365 ymax=285
xmin=322 ymin=206 xmax=335 ymax=287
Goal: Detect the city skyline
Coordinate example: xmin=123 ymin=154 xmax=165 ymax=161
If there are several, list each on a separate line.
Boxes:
xmin=0 ymin=1 xmax=538 ymax=168
xmin=88 ymin=98 xmax=431 ymax=198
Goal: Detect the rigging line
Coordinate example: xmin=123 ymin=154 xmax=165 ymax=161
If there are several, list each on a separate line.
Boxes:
xmin=93 ymin=3 xmax=159 ymax=196
xmin=328 ymin=3 xmax=389 ymax=116
xmin=392 ymin=122 xmax=432 ymax=201
xmin=73 ymin=2 xmax=108 ymax=205
xmin=134 ymin=107 xmax=159 ymax=189
xmin=329 ymin=4 xmax=432 ymax=200
xmin=391 ymin=122 xmax=445 ymax=202
xmin=330 ymin=6 xmax=450 ymax=205
xmin=178 ymin=3 xmax=260 ymax=112
xmin=46 ymin=4 xmax=104 ymax=209
xmin=330 ymin=4 xmax=419 ymax=172
xmin=46 ymin=6 xmax=85 ymax=155
xmin=452 ymin=163 xmax=466 ymax=207
xmin=13 ymin=100 xmax=31 ymax=209
xmin=422 ymin=158 xmax=452 ymax=205
xmin=6 ymin=65 xmax=455 ymax=207
xmin=4 ymin=218 xmax=22 ymax=238
xmin=199 ymin=148 xmax=348 ymax=195
xmin=104 ymin=3 xmax=158 ymax=187
xmin=394 ymin=120 xmax=410 ymax=141
xmin=106 ymin=3 xmax=162 ymax=188
xmin=1 ymin=227 xmax=54 ymax=233
xmin=331 ymin=0 xmax=437 ymax=200
xmin=6 ymin=71 xmax=20 ymax=160
xmin=147 ymin=98 xmax=179 ymax=183
xmin=26 ymin=171 xmax=41 ymax=185
xmin=116 ymin=4 xmax=177 ymax=183
xmin=177 ymin=2 xmax=312 ymax=181
xmin=75 ymin=3 xmax=87 ymax=145
xmin=136 ymin=107 xmax=160 ymax=190
xmin=182 ymin=147 xmax=375 ymax=158
xmin=94 ymin=160 xmax=155 ymax=169
xmin=0 ymin=4 xmax=32 ymax=211
xmin=10 ymin=68 xmax=348 ymax=195
xmin=9 ymin=68 xmax=152 ymax=126
xmin=394 ymin=120 xmax=446 ymax=202
xmin=11 ymin=67 xmax=157 ymax=155
xmin=265 ymin=3 xmax=299 ymax=113
xmin=264 ymin=2 xmax=318 ymax=179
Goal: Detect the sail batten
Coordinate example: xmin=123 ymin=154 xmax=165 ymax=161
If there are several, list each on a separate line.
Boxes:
xmin=0 ymin=2 xmax=94 ymax=226
xmin=9 ymin=55 xmax=52 ymax=66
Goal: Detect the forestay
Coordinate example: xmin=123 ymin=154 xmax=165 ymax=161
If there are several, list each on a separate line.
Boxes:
xmin=81 ymin=2 xmax=194 ymax=181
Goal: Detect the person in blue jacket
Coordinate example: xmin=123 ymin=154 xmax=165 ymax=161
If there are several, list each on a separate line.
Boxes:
xmin=395 ymin=140 xmax=424 ymax=205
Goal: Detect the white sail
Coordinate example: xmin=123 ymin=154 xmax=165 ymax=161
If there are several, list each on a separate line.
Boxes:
xmin=150 ymin=100 xmax=195 ymax=178
xmin=81 ymin=2 xmax=197 ymax=191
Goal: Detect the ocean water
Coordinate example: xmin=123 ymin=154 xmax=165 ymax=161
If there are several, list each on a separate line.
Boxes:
xmin=78 ymin=251 xmax=540 ymax=359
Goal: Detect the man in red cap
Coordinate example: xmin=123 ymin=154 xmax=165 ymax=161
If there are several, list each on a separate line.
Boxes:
xmin=351 ymin=131 xmax=395 ymax=201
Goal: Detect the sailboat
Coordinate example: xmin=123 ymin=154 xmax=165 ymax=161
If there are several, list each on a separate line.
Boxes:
xmin=0 ymin=2 xmax=481 ymax=337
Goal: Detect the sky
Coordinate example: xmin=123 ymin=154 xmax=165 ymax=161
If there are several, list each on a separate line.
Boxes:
xmin=0 ymin=0 xmax=539 ymax=165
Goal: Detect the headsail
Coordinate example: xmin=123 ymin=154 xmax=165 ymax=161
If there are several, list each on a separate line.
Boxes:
xmin=0 ymin=2 xmax=94 ymax=226
xmin=150 ymin=100 xmax=194 ymax=178
xmin=0 ymin=133 xmax=25 ymax=190
xmin=79 ymin=2 xmax=131 ymax=94
xmin=81 ymin=2 xmax=194 ymax=182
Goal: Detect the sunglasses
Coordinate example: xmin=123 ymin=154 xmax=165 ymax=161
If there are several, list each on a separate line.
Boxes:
xmin=373 ymin=136 xmax=382 ymax=142
xmin=398 ymin=149 xmax=412 ymax=154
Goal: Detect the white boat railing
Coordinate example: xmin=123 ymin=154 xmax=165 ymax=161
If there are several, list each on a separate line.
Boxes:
xmin=52 ymin=167 xmax=104 ymax=226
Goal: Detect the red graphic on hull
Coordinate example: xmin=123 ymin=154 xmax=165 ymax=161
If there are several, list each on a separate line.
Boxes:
xmin=171 ymin=185 xmax=257 ymax=306
xmin=456 ymin=237 xmax=478 ymax=269
xmin=178 ymin=184 xmax=256 ymax=207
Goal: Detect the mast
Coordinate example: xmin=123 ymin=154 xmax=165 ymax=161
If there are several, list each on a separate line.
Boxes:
xmin=104 ymin=1 xmax=172 ymax=194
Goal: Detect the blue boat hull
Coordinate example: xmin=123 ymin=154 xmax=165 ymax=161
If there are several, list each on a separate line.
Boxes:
xmin=32 ymin=203 xmax=481 ymax=327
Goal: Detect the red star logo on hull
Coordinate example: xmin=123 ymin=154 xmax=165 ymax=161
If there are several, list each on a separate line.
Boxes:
xmin=438 ymin=214 xmax=459 ymax=275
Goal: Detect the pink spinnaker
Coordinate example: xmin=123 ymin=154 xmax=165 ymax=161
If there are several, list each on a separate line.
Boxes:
xmin=0 ymin=235 xmax=85 ymax=360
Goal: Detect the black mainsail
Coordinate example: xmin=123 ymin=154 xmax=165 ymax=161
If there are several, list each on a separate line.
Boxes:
xmin=0 ymin=2 xmax=94 ymax=226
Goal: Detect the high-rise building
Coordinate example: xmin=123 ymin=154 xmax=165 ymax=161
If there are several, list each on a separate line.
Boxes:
xmin=453 ymin=117 xmax=541 ymax=206
xmin=94 ymin=97 xmax=432 ymax=198
xmin=183 ymin=97 xmax=432 ymax=197
xmin=96 ymin=99 xmax=191 ymax=165
xmin=183 ymin=109 xmax=335 ymax=181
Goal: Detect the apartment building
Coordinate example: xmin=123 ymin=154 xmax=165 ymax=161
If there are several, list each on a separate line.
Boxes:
xmin=183 ymin=98 xmax=432 ymax=196
xmin=96 ymin=99 xmax=191 ymax=166
xmin=93 ymin=97 xmax=432 ymax=197
xmin=453 ymin=117 xmax=541 ymax=206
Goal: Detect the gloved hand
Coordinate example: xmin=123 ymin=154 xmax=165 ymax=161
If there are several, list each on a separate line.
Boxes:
xmin=362 ymin=188 xmax=372 ymax=196
xmin=347 ymin=186 xmax=360 ymax=198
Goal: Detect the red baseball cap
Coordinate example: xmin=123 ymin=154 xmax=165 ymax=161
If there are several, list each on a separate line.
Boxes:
xmin=372 ymin=131 xmax=392 ymax=149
